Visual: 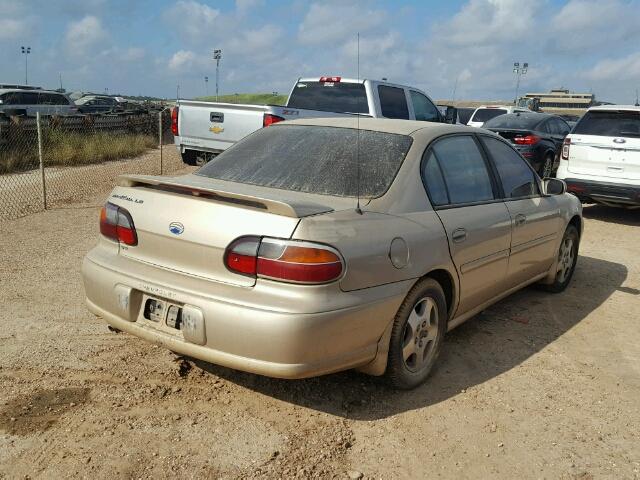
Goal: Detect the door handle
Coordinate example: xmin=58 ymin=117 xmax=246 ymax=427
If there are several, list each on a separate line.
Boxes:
xmin=452 ymin=228 xmax=467 ymax=243
xmin=514 ymin=214 xmax=527 ymax=226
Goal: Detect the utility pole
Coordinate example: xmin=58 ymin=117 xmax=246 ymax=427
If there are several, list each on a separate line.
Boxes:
xmin=205 ymin=76 xmax=209 ymax=97
xmin=21 ymin=46 xmax=31 ymax=84
xmin=213 ymin=49 xmax=222 ymax=101
xmin=513 ymin=62 xmax=528 ymax=105
xmin=59 ymin=72 xmax=63 ymax=90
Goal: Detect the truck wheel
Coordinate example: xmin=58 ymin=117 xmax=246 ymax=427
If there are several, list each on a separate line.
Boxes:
xmin=181 ymin=149 xmax=198 ymax=166
xmin=386 ymin=278 xmax=447 ymax=390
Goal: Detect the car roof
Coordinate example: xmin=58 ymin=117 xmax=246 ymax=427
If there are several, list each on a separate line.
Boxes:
xmin=588 ymin=104 xmax=640 ymax=112
xmin=279 ymin=117 xmax=480 ymax=138
xmin=0 ymin=88 xmax=65 ymax=95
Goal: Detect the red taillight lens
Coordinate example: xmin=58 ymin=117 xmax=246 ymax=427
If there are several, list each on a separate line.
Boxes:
xmin=561 ymin=138 xmax=571 ymax=160
xmin=171 ymin=106 xmax=179 ymax=136
xmin=514 ymin=134 xmax=541 ymax=145
xmin=224 ymin=237 xmax=343 ymax=284
xmin=99 ymin=202 xmax=138 ymax=246
xmin=263 ymin=113 xmax=285 ymax=127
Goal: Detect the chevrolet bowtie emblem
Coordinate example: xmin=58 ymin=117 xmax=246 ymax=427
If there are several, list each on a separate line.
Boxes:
xmin=209 ymin=126 xmax=224 ymax=134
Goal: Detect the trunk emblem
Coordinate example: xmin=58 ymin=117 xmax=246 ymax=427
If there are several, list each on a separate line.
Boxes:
xmin=169 ymin=222 xmax=185 ymax=235
xmin=613 ymin=138 xmax=626 ymax=144
xmin=209 ymin=126 xmax=224 ymax=134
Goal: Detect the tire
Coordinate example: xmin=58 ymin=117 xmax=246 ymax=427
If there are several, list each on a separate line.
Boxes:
xmin=386 ymin=278 xmax=447 ymax=390
xmin=540 ymin=153 xmax=554 ymax=178
xmin=542 ymin=224 xmax=579 ymax=293
xmin=181 ymin=149 xmax=198 ymax=166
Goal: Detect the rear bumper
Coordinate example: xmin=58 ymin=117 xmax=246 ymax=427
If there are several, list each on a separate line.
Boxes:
xmin=81 ymin=251 xmax=409 ymax=379
xmin=564 ymin=177 xmax=640 ymax=206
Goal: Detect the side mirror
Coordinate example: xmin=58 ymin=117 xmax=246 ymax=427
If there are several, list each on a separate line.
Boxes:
xmin=542 ymin=178 xmax=566 ymax=195
xmin=444 ymin=106 xmax=458 ymax=124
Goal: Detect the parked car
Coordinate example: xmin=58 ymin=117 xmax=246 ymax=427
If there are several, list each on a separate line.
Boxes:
xmin=482 ymin=112 xmax=571 ymax=177
xmin=173 ymin=76 xmax=457 ymax=165
xmin=456 ymin=107 xmax=476 ymax=125
xmin=82 ymin=118 xmax=582 ymax=389
xmin=0 ymin=85 xmax=77 ymax=116
xmin=557 ymin=105 xmax=640 ymax=207
xmin=467 ymin=105 xmax=529 ymax=127
xmin=75 ymin=95 xmax=123 ymax=114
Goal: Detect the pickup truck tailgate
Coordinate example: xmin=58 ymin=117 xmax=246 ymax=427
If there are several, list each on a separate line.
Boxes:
xmin=178 ymin=101 xmax=267 ymax=152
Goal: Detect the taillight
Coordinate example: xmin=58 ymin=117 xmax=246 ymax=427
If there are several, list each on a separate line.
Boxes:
xmin=224 ymin=237 xmax=343 ymax=284
xmin=561 ymin=138 xmax=571 ymax=160
xmin=263 ymin=113 xmax=284 ymax=127
xmin=319 ymin=76 xmax=341 ymax=83
xmin=99 ymin=202 xmax=138 ymax=246
xmin=514 ymin=134 xmax=541 ymax=145
xmin=171 ymin=106 xmax=179 ymax=135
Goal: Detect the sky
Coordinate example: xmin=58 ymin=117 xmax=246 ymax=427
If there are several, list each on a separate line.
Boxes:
xmin=1 ymin=0 xmax=639 ymax=103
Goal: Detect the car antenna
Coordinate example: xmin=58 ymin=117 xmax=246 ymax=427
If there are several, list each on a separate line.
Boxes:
xmin=355 ymin=32 xmax=363 ymax=215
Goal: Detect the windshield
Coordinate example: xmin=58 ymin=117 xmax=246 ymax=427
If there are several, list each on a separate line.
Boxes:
xmin=471 ymin=108 xmax=508 ymax=123
xmin=483 ymin=114 xmax=544 ymax=129
xmin=287 ymin=81 xmax=369 ymax=114
xmin=197 ymin=125 xmax=412 ymax=198
xmin=573 ymin=110 xmax=640 ymax=137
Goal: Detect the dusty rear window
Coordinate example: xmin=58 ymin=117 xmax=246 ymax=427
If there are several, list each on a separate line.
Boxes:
xmin=196 ymin=125 xmax=413 ymax=198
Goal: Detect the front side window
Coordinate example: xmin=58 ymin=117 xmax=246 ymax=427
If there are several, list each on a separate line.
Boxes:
xmin=410 ymin=91 xmax=440 ymax=122
xmin=429 ymin=135 xmax=495 ymax=205
xmin=378 ymin=85 xmax=409 ymax=120
xmin=481 ymin=136 xmax=539 ymax=198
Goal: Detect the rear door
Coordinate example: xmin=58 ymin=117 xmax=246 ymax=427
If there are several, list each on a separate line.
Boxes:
xmin=421 ymin=134 xmax=511 ymax=315
xmin=568 ymin=109 xmax=640 ymax=181
xmin=479 ymin=135 xmax=561 ymax=285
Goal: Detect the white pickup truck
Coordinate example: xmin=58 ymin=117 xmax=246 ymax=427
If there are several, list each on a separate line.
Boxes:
xmin=172 ymin=76 xmax=457 ymax=165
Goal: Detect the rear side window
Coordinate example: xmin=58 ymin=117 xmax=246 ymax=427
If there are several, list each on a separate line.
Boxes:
xmin=410 ymin=91 xmax=440 ymax=122
xmin=481 ymin=136 xmax=539 ymax=198
xmin=378 ymin=85 xmax=409 ymax=120
xmin=287 ymin=81 xmax=369 ymax=114
xmin=471 ymin=108 xmax=507 ymax=123
xmin=573 ymin=111 xmax=640 ymax=137
xmin=427 ymin=135 xmax=495 ymax=205
xmin=421 ymin=151 xmax=449 ymax=206
xmin=197 ymin=125 xmax=413 ymax=198
xmin=20 ymin=92 xmax=39 ymax=104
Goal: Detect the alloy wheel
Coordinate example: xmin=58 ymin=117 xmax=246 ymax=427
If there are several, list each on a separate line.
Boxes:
xmin=401 ymin=297 xmax=439 ymax=373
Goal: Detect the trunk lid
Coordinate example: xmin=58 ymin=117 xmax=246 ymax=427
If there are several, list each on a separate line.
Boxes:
xmin=568 ymin=109 xmax=640 ymax=181
xmin=108 ymin=174 xmax=340 ymax=287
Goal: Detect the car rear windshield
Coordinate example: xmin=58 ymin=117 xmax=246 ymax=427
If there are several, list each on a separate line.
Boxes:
xmin=196 ymin=125 xmax=412 ymax=198
xmin=471 ymin=108 xmax=508 ymax=123
xmin=483 ymin=113 xmax=544 ymax=129
xmin=287 ymin=81 xmax=369 ymax=114
xmin=573 ymin=110 xmax=640 ymax=137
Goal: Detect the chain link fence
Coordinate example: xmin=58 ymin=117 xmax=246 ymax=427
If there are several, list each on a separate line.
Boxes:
xmin=0 ymin=110 xmax=183 ymax=220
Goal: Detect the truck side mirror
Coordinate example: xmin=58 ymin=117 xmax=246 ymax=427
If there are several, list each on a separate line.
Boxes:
xmin=444 ymin=106 xmax=458 ymax=124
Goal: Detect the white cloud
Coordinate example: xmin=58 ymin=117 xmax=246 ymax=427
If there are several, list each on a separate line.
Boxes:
xmin=64 ymin=15 xmax=107 ymax=56
xmin=298 ymin=2 xmax=385 ymax=45
xmin=168 ymin=50 xmax=197 ymax=71
xmin=0 ymin=19 xmax=26 ymax=40
xmin=235 ymin=0 xmax=263 ymax=15
xmin=121 ymin=47 xmax=145 ymax=62
xmin=163 ymin=1 xmax=220 ymax=42
xmin=584 ymin=52 xmax=640 ymax=82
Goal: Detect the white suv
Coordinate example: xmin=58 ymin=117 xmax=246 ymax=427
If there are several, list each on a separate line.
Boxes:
xmin=467 ymin=105 xmax=529 ymax=127
xmin=556 ymin=105 xmax=640 ymax=208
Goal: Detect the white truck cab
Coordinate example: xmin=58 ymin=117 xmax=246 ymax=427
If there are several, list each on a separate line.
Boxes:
xmin=556 ymin=105 xmax=640 ymax=207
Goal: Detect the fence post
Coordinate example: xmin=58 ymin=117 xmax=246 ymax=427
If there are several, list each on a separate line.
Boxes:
xmin=36 ymin=112 xmax=47 ymax=210
xmin=158 ymin=111 xmax=163 ymax=175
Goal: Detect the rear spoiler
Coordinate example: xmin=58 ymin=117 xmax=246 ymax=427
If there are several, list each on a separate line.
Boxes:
xmin=117 ymin=174 xmax=334 ymax=218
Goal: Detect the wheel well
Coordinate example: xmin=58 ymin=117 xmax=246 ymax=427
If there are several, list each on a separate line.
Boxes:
xmin=424 ymin=269 xmax=455 ymax=317
xmin=569 ymin=214 xmax=582 ymax=237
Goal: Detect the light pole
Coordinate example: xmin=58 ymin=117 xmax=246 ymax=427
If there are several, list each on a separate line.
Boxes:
xmin=21 ymin=46 xmax=31 ymax=85
xmin=204 ymin=76 xmax=209 ymax=97
xmin=513 ymin=62 xmax=528 ymax=105
xmin=213 ymin=49 xmax=222 ymax=101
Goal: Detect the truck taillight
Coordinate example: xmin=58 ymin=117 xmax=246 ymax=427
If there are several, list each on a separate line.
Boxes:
xmin=263 ymin=113 xmax=284 ymax=127
xmin=224 ymin=237 xmax=344 ymax=284
xmin=100 ymin=202 xmax=138 ymax=246
xmin=561 ymin=138 xmax=571 ymax=160
xmin=514 ymin=134 xmax=540 ymax=145
xmin=319 ymin=76 xmax=341 ymax=83
xmin=171 ymin=106 xmax=179 ymax=136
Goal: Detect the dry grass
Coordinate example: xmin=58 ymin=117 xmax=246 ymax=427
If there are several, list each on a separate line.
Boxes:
xmin=0 ymin=131 xmax=157 ymax=174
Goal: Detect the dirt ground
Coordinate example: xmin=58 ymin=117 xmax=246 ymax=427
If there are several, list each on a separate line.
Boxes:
xmin=1 ymin=166 xmax=639 ymax=479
